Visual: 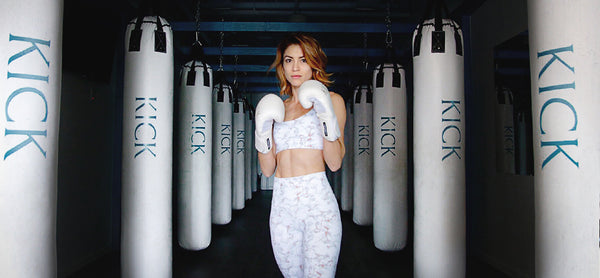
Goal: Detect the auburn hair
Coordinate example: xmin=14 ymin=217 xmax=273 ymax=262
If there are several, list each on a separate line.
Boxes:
xmin=269 ymin=33 xmax=333 ymax=96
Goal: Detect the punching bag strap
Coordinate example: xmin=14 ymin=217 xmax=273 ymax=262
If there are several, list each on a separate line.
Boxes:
xmin=366 ymin=84 xmax=373 ymax=103
xmin=431 ymin=0 xmax=445 ymax=53
xmin=187 ymin=41 xmax=210 ymax=87
xmin=451 ymin=21 xmax=463 ymax=56
xmin=413 ymin=0 xmax=434 ymax=57
xmin=375 ymin=64 xmax=401 ymax=88
xmin=392 ymin=63 xmax=401 ymax=88
xmin=355 ymin=85 xmax=362 ymax=104
xmin=154 ymin=15 xmax=167 ymax=53
xmin=187 ymin=60 xmax=197 ymax=86
xmin=233 ymin=97 xmax=240 ymax=113
xmin=217 ymin=82 xmax=224 ymax=103
xmin=128 ymin=15 xmax=145 ymax=52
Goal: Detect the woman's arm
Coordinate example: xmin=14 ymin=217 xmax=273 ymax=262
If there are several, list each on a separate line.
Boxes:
xmin=258 ymin=144 xmax=277 ymax=177
xmin=322 ymin=92 xmax=346 ymax=171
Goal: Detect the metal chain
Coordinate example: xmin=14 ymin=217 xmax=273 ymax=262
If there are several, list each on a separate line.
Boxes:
xmin=233 ymin=55 xmax=238 ymax=88
xmin=218 ymin=30 xmax=224 ymax=71
xmin=362 ymin=32 xmax=368 ymax=71
xmin=385 ymin=1 xmax=393 ymax=48
xmin=194 ymin=0 xmax=201 ymax=44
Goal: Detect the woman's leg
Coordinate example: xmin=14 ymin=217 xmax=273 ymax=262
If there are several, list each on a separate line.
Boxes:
xmin=270 ymin=177 xmax=305 ymax=278
xmin=302 ymin=173 xmax=342 ymax=278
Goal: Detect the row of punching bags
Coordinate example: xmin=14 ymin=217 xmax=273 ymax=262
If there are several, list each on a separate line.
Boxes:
xmin=341 ymin=18 xmax=466 ymax=277
xmin=1 ymin=2 xmax=600 ymax=278
xmin=122 ymin=16 xmax=261 ymax=277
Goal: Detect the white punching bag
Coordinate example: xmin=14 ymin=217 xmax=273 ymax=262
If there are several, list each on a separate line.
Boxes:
xmin=121 ymin=15 xmax=173 ymax=278
xmin=372 ymin=64 xmax=408 ymax=251
xmin=413 ymin=17 xmax=465 ymax=278
xmin=177 ymin=59 xmax=212 ymax=250
xmin=353 ymin=84 xmax=374 ymax=226
xmin=0 ymin=1 xmax=62 ymax=277
xmin=516 ymin=111 xmax=528 ymax=175
xmin=496 ymin=85 xmax=515 ymax=174
xmin=212 ymin=82 xmax=233 ymax=224
xmin=244 ymin=98 xmax=253 ymax=199
xmin=528 ymin=0 xmax=600 ymax=277
xmin=232 ymin=97 xmax=246 ymax=210
xmin=251 ymin=120 xmax=259 ymax=193
xmin=341 ymin=99 xmax=354 ymax=212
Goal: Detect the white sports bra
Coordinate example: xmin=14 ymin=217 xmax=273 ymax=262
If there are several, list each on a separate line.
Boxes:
xmin=273 ymin=109 xmax=323 ymax=154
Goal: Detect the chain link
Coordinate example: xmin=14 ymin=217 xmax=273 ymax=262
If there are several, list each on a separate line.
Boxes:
xmin=385 ymin=1 xmax=393 ymax=48
xmin=362 ymin=32 xmax=368 ymax=70
xmin=233 ymin=55 xmax=238 ymax=88
xmin=218 ymin=31 xmax=224 ymax=71
xmin=194 ymin=0 xmax=202 ymax=44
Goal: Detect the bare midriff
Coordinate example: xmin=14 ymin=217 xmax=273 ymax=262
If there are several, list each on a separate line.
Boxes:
xmin=275 ymin=148 xmax=325 ymax=178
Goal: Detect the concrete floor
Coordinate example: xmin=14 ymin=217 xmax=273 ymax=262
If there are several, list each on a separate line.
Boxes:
xmin=68 ymin=189 xmax=508 ymax=278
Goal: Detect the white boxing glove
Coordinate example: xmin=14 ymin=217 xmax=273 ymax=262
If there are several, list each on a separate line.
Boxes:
xmin=298 ymin=80 xmax=341 ymax=141
xmin=254 ymin=94 xmax=285 ymax=153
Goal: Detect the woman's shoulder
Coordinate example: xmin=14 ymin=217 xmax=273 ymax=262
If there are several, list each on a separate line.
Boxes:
xmin=328 ymin=91 xmax=345 ymax=106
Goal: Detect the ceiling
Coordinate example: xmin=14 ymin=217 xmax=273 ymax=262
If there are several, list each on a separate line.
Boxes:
xmin=63 ymin=0 xmax=488 ymax=97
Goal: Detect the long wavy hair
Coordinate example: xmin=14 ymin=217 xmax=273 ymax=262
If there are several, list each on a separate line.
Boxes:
xmin=269 ymin=33 xmax=333 ymax=96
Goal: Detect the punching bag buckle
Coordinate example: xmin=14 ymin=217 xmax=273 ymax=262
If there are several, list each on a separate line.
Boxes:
xmin=155 ymin=30 xmax=167 ymax=53
xmin=432 ymin=30 xmax=445 ymax=53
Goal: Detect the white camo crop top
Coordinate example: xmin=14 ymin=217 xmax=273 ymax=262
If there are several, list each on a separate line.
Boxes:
xmin=273 ymin=109 xmax=323 ymax=154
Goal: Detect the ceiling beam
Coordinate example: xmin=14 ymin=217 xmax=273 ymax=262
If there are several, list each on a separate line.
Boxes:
xmin=171 ymin=21 xmax=417 ymax=33
xmin=209 ymin=64 xmax=376 ymax=73
xmin=180 ymin=46 xmax=405 ymax=57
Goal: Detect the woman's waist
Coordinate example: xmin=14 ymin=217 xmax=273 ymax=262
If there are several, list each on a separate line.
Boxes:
xmin=275 ymin=149 xmax=325 ymax=178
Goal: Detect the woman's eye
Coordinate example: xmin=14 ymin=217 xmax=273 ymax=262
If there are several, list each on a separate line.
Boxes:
xmin=301 ymin=58 xmax=307 ymax=63
xmin=284 ymin=58 xmax=292 ymax=63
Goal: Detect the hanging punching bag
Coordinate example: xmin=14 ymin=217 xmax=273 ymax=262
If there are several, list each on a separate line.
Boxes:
xmin=372 ymin=63 xmax=408 ymax=251
xmin=496 ymin=85 xmax=515 ymax=174
xmin=212 ymin=82 xmax=233 ymax=225
xmin=232 ymin=97 xmax=246 ymax=210
xmin=353 ymin=84 xmax=374 ymax=226
xmin=251 ymin=116 xmax=258 ymax=193
xmin=528 ymin=0 xmax=600 ymax=277
xmin=412 ymin=11 xmax=465 ymax=278
xmin=250 ymin=95 xmax=259 ymax=193
xmin=122 ymin=15 xmax=173 ymax=278
xmin=0 ymin=1 xmax=62 ymax=277
xmin=244 ymin=98 xmax=254 ymax=199
xmin=341 ymin=99 xmax=354 ymax=212
xmin=177 ymin=57 xmax=213 ymax=250
xmin=516 ymin=111 xmax=528 ymax=175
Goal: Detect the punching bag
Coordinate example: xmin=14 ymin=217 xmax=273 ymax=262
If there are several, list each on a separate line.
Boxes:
xmin=412 ymin=15 xmax=465 ymax=277
xmin=372 ymin=63 xmax=408 ymax=251
xmin=122 ymin=15 xmax=173 ymax=278
xmin=353 ymin=84 xmax=374 ymax=226
xmin=177 ymin=59 xmax=212 ymax=250
xmin=341 ymin=99 xmax=354 ymax=212
xmin=251 ymin=122 xmax=259 ymax=193
xmin=516 ymin=111 xmax=528 ymax=175
xmin=528 ymin=0 xmax=600 ymax=277
xmin=244 ymin=98 xmax=253 ymax=199
xmin=212 ymin=82 xmax=233 ymax=225
xmin=0 ymin=1 xmax=63 ymax=277
xmin=232 ymin=97 xmax=246 ymax=210
xmin=496 ymin=85 xmax=515 ymax=174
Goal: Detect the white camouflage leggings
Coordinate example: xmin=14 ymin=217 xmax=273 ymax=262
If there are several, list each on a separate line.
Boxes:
xmin=270 ymin=171 xmax=342 ymax=278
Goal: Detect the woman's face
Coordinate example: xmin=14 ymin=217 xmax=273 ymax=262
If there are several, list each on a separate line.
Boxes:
xmin=282 ymin=44 xmax=313 ymax=90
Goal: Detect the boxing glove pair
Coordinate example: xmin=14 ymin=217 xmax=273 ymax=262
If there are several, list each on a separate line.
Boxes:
xmin=254 ymin=80 xmax=341 ymax=154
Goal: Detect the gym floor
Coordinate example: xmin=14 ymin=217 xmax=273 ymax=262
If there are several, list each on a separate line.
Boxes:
xmin=68 ymin=190 xmax=508 ymax=278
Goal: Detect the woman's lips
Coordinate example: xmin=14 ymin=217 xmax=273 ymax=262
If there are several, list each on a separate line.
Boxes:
xmin=291 ymin=75 xmax=302 ymax=78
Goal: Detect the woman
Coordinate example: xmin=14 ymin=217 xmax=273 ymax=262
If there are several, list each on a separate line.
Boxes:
xmin=254 ymin=33 xmax=346 ymax=278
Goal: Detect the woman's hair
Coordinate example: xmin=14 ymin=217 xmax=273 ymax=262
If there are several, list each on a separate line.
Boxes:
xmin=269 ymin=33 xmax=333 ymax=96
